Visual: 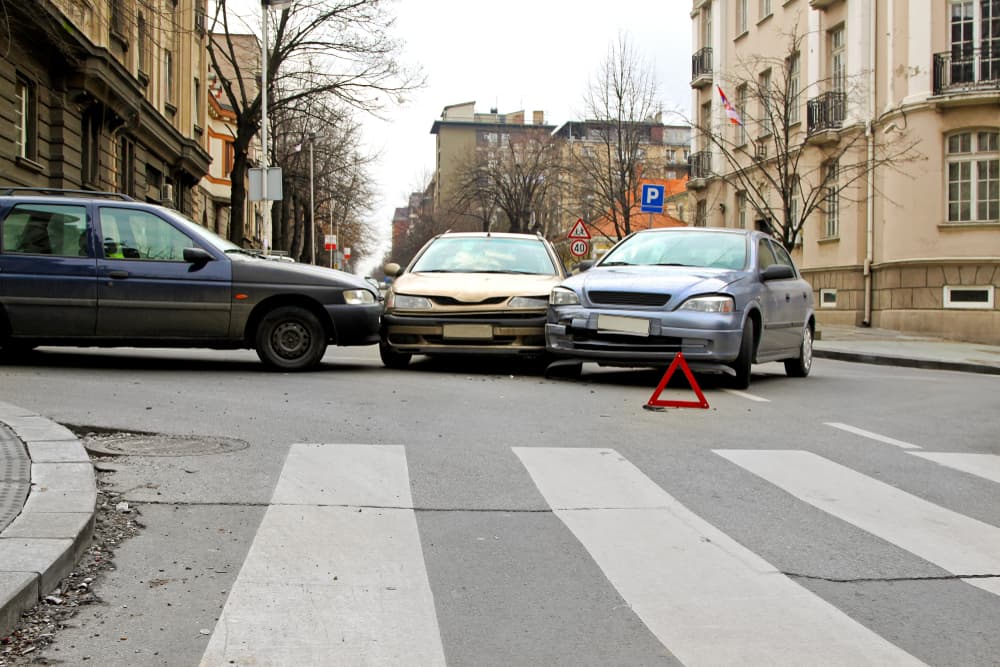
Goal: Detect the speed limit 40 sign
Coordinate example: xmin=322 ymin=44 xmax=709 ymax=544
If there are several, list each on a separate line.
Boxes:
xmin=570 ymin=239 xmax=589 ymax=257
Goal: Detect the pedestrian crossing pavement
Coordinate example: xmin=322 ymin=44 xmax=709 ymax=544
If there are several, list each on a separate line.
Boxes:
xmin=200 ymin=442 xmax=1000 ymax=666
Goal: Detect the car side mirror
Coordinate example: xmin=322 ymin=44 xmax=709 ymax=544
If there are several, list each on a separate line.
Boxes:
xmin=574 ymin=259 xmax=595 ymax=273
xmin=384 ymin=262 xmax=402 ymax=277
xmin=183 ymin=247 xmax=214 ymax=264
xmin=761 ymin=264 xmax=795 ymax=281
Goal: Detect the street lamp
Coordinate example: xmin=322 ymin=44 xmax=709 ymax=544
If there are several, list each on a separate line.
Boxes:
xmin=309 ymin=132 xmax=316 ymax=265
xmin=260 ymin=0 xmax=293 ymax=252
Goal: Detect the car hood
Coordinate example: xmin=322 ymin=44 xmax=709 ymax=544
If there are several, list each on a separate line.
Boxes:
xmin=395 ymin=271 xmax=563 ymax=300
xmin=567 ymin=265 xmax=745 ymax=298
xmin=231 ymin=256 xmax=371 ymax=290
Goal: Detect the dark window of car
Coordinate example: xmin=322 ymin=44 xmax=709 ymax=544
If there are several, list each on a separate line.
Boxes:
xmin=757 ymin=238 xmax=778 ymax=270
xmin=98 ymin=207 xmax=195 ymax=260
xmin=770 ymin=242 xmax=796 ymax=273
xmin=411 ymin=237 xmax=558 ymax=275
xmin=2 ymin=204 xmax=89 ymax=257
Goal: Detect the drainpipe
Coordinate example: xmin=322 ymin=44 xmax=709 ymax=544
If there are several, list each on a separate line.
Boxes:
xmin=863 ymin=0 xmax=876 ymax=327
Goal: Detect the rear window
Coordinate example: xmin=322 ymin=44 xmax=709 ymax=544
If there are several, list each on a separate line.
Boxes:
xmin=411 ymin=237 xmax=558 ymax=275
xmin=1 ymin=204 xmax=89 ymax=257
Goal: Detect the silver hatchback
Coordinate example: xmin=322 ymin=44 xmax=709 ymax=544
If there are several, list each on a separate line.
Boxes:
xmin=546 ymin=227 xmax=815 ymax=388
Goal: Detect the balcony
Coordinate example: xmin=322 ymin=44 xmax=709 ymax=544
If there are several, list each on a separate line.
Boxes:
xmin=806 ymin=91 xmax=846 ymax=144
xmin=933 ymin=48 xmax=1000 ymax=102
xmin=687 ymin=151 xmax=711 ymax=190
xmin=691 ymin=47 xmax=713 ymax=89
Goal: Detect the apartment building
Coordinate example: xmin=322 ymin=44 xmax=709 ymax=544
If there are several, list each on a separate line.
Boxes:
xmin=2 ymin=0 xmax=210 ymax=213
xmin=689 ymin=0 xmax=999 ymax=344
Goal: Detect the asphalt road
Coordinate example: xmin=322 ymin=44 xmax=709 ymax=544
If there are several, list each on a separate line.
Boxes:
xmin=2 ymin=345 xmax=999 ymax=666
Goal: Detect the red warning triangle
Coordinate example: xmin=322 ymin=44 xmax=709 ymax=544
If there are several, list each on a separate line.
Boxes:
xmin=646 ymin=352 xmax=709 ymax=409
xmin=567 ymin=218 xmax=591 ymax=239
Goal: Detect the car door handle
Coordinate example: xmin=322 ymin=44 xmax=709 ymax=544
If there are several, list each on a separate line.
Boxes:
xmin=785 ymin=294 xmax=791 ymax=302
xmin=108 ymin=270 xmax=129 ymax=279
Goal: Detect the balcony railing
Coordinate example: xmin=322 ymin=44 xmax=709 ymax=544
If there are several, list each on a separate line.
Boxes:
xmin=807 ymin=92 xmax=847 ymax=134
xmin=688 ymin=151 xmax=711 ymax=179
xmin=933 ymin=47 xmax=1000 ymax=95
xmin=691 ymin=47 xmax=712 ymax=87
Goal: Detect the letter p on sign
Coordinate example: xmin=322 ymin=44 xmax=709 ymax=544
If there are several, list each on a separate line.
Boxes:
xmin=641 ymin=184 xmax=665 ymax=213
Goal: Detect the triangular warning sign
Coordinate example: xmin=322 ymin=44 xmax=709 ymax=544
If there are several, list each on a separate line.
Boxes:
xmin=645 ymin=352 xmax=710 ymax=409
xmin=567 ymin=218 xmax=591 ymax=240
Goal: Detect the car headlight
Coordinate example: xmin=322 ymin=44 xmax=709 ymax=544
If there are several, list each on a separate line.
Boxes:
xmin=509 ymin=296 xmax=548 ymax=309
xmin=343 ymin=289 xmax=376 ymax=305
xmin=392 ymin=294 xmax=433 ymax=309
xmin=550 ymin=287 xmax=581 ymax=306
xmin=678 ymin=295 xmax=735 ymax=313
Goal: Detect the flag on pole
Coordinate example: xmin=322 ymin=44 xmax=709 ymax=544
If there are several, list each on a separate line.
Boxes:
xmin=717 ymin=85 xmax=743 ymax=126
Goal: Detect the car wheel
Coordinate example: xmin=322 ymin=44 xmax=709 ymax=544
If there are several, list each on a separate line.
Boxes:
xmin=255 ymin=306 xmax=327 ymax=371
xmin=379 ymin=340 xmax=411 ymax=369
xmin=784 ymin=324 xmax=813 ymax=378
xmin=729 ymin=319 xmax=754 ymax=389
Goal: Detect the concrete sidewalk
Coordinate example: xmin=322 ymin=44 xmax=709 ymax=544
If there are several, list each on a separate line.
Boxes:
xmin=0 ymin=402 xmax=95 ymax=640
xmin=2 ymin=325 xmax=999 ymax=640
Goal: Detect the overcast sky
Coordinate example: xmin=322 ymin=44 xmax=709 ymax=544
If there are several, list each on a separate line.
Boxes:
xmin=224 ymin=1 xmax=694 ymax=271
xmin=347 ymin=0 xmax=694 ymax=272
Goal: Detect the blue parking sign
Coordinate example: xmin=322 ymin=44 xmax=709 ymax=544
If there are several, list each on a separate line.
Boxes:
xmin=641 ymin=184 xmax=665 ymax=213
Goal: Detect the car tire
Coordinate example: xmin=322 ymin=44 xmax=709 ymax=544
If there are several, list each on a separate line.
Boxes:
xmin=784 ymin=324 xmax=813 ymax=378
xmin=379 ymin=340 xmax=411 ymax=369
xmin=729 ymin=319 xmax=754 ymax=389
xmin=255 ymin=306 xmax=327 ymax=371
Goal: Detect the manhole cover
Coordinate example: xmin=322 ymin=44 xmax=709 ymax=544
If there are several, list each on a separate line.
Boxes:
xmin=83 ymin=433 xmax=250 ymax=457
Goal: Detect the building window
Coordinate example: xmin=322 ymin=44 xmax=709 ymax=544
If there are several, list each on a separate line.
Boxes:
xmin=14 ymin=75 xmax=38 ymax=161
xmin=943 ymin=285 xmax=994 ymax=309
xmin=736 ymin=84 xmax=748 ymax=146
xmin=118 ymin=135 xmax=135 ymax=196
xmin=947 ymin=130 xmax=999 ymax=222
xmin=138 ymin=13 xmax=148 ymax=75
xmin=824 ymin=160 xmax=839 ymax=238
xmin=165 ymin=50 xmax=175 ymax=108
xmin=760 ymin=0 xmax=772 ymax=20
xmin=789 ymin=176 xmax=801 ymax=244
xmin=194 ymin=78 xmax=201 ymax=125
xmin=700 ymin=100 xmax=713 ymax=143
xmin=82 ymin=107 xmax=101 ymax=186
xmin=695 ymin=200 xmax=708 ymax=227
xmin=702 ymin=3 xmax=712 ymax=47
xmin=737 ymin=191 xmax=747 ymax=229
xmin=949 ymin=1 xmax=1000 ymax=83
xmin=110 ymin=0 xmax=125 ymax=37
xmin=737 ymin=0 xmax=748 ymax=35
xmin=830 ymin=26 xmax=846 ymax=93
xmin=820 ymin=289 xmax=838 ymax=308
xmin=788 ymin=52 xmax=801 ymax=124
xmin=758 ymin=69 xmax=772 ymax=137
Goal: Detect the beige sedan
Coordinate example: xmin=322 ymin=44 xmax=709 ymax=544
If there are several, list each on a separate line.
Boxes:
xmin=380 ymin=232 xmax=568 ymax=368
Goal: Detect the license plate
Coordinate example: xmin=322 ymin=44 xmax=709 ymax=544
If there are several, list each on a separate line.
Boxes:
xmin=597 ymin=314 xmax=650 ymax=336
xmin=442 ymin=324 xmax=494 ymax=340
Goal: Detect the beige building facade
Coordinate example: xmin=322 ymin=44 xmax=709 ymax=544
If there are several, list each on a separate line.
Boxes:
xmin=2 ymin=0 xmax=210 ymax=213
xmin=690 ymin=0 xmax=1000 ymax=344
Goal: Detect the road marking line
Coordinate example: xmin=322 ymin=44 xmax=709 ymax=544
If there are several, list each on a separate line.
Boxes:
xmin=721 ymin=388 xmax=770 ymax=402
xmin=200 ymin=445 xmax=445 ymax=667
xmin=514 ymin=447 xmax=924 ymax=666
xmin=908 ymin=452 xmax=1000 ymax=485
xmin=716 ymin=450 xmax=1000 ymax=597
xmin=825 ymin=422 xmax=922 ymax=449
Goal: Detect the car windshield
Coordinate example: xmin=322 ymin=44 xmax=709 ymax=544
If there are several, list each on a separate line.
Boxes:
xmin=160 ymin=208 xmax=244 ymax=254
xmin=411 ymin=237 xmax=558 ymax=275
xmin=600 ymin=231 xmax=747 ymax=270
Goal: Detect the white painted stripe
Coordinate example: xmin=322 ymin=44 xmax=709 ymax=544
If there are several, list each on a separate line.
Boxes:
xmin=200 ymin=445 xmax=445 ymax=667
xmin=825 ymin=422 xmax=922 ymax=449
xmin=722 ymin=388 xmax=770 ymax=402
xmin=514 ymin=447 xmax=923 ymax=666
xmin=908 ymin=452 xmax=1000 ymax=485
xmin=716 ymin=450 xmax=1000 ymax=597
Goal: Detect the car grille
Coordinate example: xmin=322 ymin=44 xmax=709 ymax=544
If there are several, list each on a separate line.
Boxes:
xmin=431 ymin=296 xmax=508 ymax=306
xmin=569 ymin=331 xmax=683 ymax=352
xmin=586 ymin=291 xmax=670 ymax=307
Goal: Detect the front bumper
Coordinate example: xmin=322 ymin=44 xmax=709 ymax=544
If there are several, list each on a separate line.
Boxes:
xmin=382 ymin=311 xmax=547 ymax=355
xmin=545 ymin=306 xmax=743 ymax=366
xmin=327 ymin=302 xmax=382 ymax=346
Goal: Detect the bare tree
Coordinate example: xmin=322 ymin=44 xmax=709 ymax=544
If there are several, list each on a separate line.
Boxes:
xmin=451 ymin=132 xmax=565 ymax=234
xmin=692 ymin=30 xmax=922 ymax=251
xmin=207 ymin=0 xmax=422 ymax=246
xmin=573 ymin=33 xmax=662 ymax=240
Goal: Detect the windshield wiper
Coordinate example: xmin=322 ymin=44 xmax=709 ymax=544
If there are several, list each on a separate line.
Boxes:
xmin=478 ymin=269 xmax=537 ymax=274
xmin=600 ymin=261 xmax=634 ymax=267
xmin=224 ymin=248 xmax=260 ymax=257
xmin=653 ymin=262 xmax=696 ymax=267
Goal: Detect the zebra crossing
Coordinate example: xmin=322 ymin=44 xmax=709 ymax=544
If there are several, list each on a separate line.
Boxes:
xmin=199 ymin=441 xmax=1000 ymax=666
